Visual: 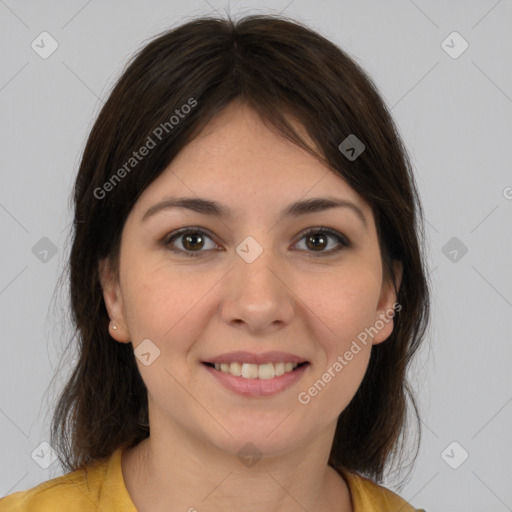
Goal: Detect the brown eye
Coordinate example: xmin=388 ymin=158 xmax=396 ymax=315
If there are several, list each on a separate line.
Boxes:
xmin=305 ymin=232 xmax=328 ymax=251
xmin=182 ymin=232 xmax=205 ymax=251
xmin=165 ymin=228 xmax=218 ymax=257
xmin=295 ymin=227 xmax=350 ymax=257
xmin=163 ymin=226 xmax=350 ymax=259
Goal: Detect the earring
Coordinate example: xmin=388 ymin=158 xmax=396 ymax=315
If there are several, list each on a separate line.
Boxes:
xmin=113 ymin=325 xmax=117 ymax=330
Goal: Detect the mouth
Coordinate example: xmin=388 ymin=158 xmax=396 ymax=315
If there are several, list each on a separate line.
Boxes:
xmin=202 ymin=361 xmax=310 ymax=380
xmin=201 ymin=360 xmax=310 ymax=397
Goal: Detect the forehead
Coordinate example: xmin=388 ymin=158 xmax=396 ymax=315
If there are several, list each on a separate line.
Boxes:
xmin=132 ymin=102 xmax=369 ymax=219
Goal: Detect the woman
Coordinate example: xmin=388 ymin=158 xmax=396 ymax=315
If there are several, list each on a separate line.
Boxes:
xmin=1 ymin=13 xmax=430 ymax=512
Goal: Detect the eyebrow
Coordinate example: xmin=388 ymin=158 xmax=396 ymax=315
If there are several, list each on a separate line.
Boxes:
xmin=141 ymin=196 xmax=367 ymax=228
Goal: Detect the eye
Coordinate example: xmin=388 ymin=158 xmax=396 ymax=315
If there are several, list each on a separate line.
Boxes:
xmin=293 ymin=227 xmax=350 ymax=257
xmin=163 ymin=226 xmax=350 ymax=258
xmin=164 ymin=227 xmax=220 ymax=258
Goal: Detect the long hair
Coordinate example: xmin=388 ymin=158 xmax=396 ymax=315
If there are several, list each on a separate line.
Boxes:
xmin=49 ymin=13 xmax=430 ymax=486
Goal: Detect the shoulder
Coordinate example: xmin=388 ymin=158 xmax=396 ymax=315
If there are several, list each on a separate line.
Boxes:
xmin=0 ymin=456 xmax=114 ymax=511
xmin=0 ymin=470 xmax=91 ymax=511
xmin=338 ymin=468 xmax=427 ymax=512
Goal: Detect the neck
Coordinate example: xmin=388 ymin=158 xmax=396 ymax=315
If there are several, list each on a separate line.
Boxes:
xmin=121 ymin=420 xmax=352 ymax=512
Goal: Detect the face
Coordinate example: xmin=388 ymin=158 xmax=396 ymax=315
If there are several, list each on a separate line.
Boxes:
xmin=100 ymin=101 xmax=401 ymax=459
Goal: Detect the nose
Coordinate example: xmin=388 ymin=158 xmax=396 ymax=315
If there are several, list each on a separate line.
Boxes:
xmin=220 ymin=243 xmax=295 ymax=334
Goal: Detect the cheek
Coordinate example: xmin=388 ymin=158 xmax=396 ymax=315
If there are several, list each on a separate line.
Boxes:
xmin=297 ymin=273 xmax=380 ymax=418
xmin=121 ymin=263 xmax=217 ymax=345
xmin=305 ymin=268 xmax=382 ymax=347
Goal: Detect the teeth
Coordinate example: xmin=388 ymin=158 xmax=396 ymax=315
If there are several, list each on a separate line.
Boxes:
xmin=212 ymin=362 xmax=300 ymax=379
xmin=258 ymin=363 xmax=273 ymax=379
xmin=274 ymin=362 xmax=285 ymax=376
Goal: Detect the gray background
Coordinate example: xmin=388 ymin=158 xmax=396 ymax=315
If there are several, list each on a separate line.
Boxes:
xmin=1 ymin=1 xmax=511 ymax=511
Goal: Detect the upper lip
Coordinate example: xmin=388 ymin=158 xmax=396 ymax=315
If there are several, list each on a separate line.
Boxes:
xmin=203 ymin=351 xmax=309 ymax=365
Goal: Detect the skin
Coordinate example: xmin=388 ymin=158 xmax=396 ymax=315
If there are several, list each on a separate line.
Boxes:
xmin=100 ymin=100 xmax=402 ymax=512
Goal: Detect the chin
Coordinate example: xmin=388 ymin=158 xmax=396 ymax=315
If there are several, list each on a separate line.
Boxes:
xmin=203 ymin=421 xmax=309 ymax=462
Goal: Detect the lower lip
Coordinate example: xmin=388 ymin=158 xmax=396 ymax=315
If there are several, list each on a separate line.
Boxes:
xmin=202 ymin=363 xmax=309 ymax=397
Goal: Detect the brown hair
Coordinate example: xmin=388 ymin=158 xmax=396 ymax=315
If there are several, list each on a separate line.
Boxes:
xmin=49 ymin=13 xmax=430 ymax=486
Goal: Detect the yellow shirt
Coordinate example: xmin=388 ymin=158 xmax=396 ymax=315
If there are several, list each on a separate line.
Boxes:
xmin=0 ymin=448 xmax=425 ymax=511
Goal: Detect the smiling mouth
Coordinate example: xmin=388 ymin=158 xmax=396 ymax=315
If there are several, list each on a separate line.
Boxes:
xmin=202 ymin=361 xmax=309 ymax=379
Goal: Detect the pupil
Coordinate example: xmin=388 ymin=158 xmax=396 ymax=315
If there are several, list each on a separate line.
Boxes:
xmin=307 ymin=234 xmax=326 ymax=250
xmin=184 ymin=233 xmax=203 ymax=250
xmin=182 ymin=233 xmax=327 ymax=252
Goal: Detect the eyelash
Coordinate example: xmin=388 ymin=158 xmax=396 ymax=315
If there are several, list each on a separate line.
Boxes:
xmin=163 ymin=226 xmax=351 ymax=258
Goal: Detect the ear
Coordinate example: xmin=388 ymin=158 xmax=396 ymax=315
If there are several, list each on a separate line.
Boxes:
xmin=372 ymin=260 xmax=403 ymax=345
xmin=98 ymin=258 xmax=131 ymax=343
